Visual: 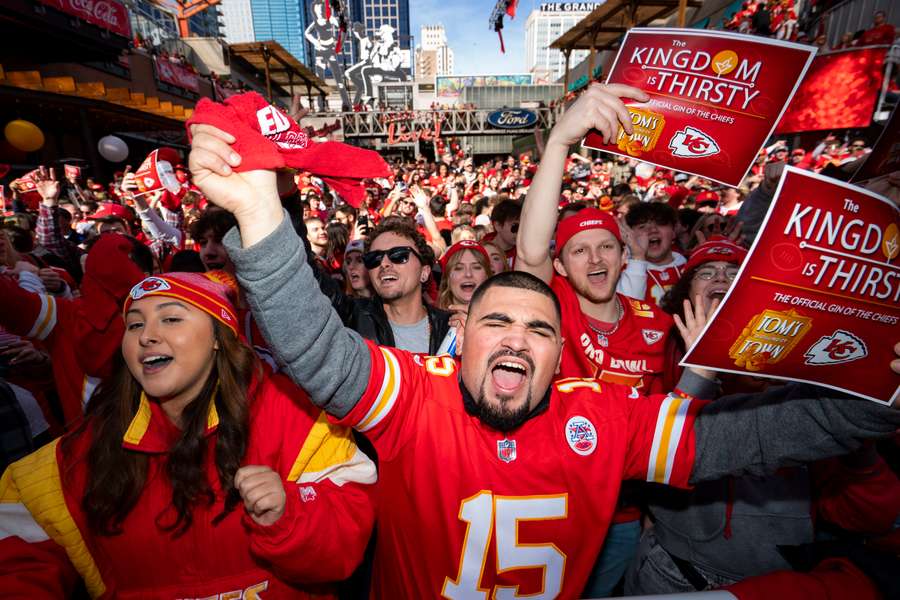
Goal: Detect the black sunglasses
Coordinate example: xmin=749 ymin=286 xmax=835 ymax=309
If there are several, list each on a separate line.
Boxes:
xmin=362 ymin=246 xmax=422 ymax=270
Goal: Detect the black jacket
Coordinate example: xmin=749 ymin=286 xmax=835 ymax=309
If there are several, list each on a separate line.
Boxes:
xmin=307 ymin=243 xmax=451 ymax=355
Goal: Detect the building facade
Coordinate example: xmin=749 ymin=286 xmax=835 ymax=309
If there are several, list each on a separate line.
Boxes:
xmin=415 ymin=24 xmax=453 ymax=77
xmin=221 ymin=0 xmax=256 ymax=44
xmin=525 ymin=2 xmax=601 ymax=82
xmin=249 ymin=0 xmax=310 ymax=63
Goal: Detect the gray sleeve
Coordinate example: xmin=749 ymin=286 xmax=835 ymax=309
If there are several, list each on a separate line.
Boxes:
xmin=674 ymin=368 xmax=720 ymax=399
xmin=734 ymin=184 xmax=774 ymax=244
xmin=690 ymin=383 xmax=900 ymax=484
xmin=224 ymin=211 xmax=370 ymax=418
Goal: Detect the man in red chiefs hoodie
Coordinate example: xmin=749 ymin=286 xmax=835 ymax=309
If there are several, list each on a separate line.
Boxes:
xmin=0 ymin=234 xmax=150 ymax=427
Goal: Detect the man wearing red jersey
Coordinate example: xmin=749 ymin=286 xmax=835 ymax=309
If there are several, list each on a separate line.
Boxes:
xmin=516 ymin=83 xmax=678 ymax=595
xmin=517 ymin=85 xmax=673 ymax=395
xmin=187 ymin=96 xmax=900 ymax=600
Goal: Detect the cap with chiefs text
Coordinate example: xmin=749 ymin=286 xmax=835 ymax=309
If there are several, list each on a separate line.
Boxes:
xmin=440 ymin=240 xmax=489 ymax=271
xmin=684 ymin=236 xmax=748 ymax=273
xmin=554 ymin=207 xmax=621 ymax=257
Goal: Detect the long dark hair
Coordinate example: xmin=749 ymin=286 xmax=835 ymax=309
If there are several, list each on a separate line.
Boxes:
xmin=63 ymin=321 xmax=259 ymax=537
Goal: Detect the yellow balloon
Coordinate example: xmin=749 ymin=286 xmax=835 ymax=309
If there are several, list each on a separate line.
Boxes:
xmin=4 ymin=120 xmax=45 ymax=152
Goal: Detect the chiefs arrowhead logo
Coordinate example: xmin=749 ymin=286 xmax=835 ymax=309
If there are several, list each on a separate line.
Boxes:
xmin=669 ymin=127 xmax=720 ymax=158
xmin=804 ymin=330 xmax=867 ymax=365
xmin=129 ymin=277 xmax=170 ymax=300
xmin=642 ymin=329 xmax=664 ymax=345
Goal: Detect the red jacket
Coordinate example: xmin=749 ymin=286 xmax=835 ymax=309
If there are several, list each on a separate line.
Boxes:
xmin=0 ymin=234 xmax=146 ymax=427
xmin=0 ymin=372 xmax=376 ymax=598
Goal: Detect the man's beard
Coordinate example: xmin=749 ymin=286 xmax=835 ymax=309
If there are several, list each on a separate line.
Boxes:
xmin=472 ymin=348 xmax=535 ymax=432
xmin=473 ymin=386 xmax=533 ymax=432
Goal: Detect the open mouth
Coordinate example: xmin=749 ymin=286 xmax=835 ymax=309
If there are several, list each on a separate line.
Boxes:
xmin=205 ymin=261 xmax=225 ymax=271
xmin=587 ymin=269 xmax=608 ymax=286
xmin=707 ymin=288 xmax=728 ymax=300
xmin=489 ymin=356 xmax=530 ymax=395
xmin=141 ymin=354 xmax=173 ymax=374
xmin=349 ymin=272 xmax=362 ymax=283
xmin=459 ymin=282 xmax=477 ymax=294
xmin=379 ymin=273 xmax=399 ymax=284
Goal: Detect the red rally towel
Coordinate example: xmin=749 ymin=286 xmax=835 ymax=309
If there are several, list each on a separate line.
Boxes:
xmin=186 ymin=92 xmax=390 ymax=207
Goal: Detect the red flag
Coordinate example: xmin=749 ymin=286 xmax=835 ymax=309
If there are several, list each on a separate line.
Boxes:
xmin=506 ymin=0 xmax=518 ymax=18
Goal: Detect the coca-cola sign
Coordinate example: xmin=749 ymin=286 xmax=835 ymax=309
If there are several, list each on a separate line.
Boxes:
xmin=40 ymin=0 xmax=132 ymax=38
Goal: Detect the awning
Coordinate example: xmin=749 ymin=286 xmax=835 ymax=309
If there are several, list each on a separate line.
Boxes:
xmin=229 ymin=41 xmax=330 ymax=102
xmin=550 ymin=0 xmax=704 ymax=52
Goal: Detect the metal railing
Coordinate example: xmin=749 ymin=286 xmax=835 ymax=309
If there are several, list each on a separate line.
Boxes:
xmin=818 ymin=0 xmax=897 ymax=47
xmin=312 ymin=107 xmax=562 ymax=140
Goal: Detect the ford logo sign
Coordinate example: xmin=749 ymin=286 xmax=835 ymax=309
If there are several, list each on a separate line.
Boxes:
xmin=487 ymin=109 xmax=538 ymax=129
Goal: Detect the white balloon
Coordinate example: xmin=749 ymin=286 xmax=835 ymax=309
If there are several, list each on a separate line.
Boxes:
xmin=97 ymin=135 xmax=129 ymax=162
xmin=634 ymin=162 xmax=655 ymax=179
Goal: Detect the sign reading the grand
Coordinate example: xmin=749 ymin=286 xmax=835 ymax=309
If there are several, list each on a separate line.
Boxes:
xmin=487 ymin=109 xmax=538 ymax=129
xmin=682 ymin=167 xmax=900 ymax=405
xmin=583 ymin=28 xmax=816 ymax=186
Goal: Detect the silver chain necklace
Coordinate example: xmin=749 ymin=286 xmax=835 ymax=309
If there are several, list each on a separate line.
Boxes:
xmin=587 ymin=296 xmax=623 ymax=348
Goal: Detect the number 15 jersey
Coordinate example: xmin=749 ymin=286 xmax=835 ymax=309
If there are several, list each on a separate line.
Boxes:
xmin=333 ymin=341 xmax=704 ymax=599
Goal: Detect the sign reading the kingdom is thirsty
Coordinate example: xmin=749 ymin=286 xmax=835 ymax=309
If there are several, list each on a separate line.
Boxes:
xmin=682 ymin=167 xmax=900 ymax=405
xmin=584 ymin=28 xmax=816 ymax=186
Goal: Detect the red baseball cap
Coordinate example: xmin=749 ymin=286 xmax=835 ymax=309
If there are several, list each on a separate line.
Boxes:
xmin=89 ymin=202 xmax=133 ymax=221
xmin=554 ymin=207 xmax=621 ymax=258
xmin=695 ymin=190 xmax=720 ymax=206
xmin=439 ymin=239 xmax=489 ymax=271
xmin=683 ymin=237 xmax=748 ymax=273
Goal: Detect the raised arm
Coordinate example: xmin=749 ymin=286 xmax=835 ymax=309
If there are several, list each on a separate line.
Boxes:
xmin=516 ymin=84 xmax=648 ymax=282
xmin=188 ymin=124 xmax=371 ymax=418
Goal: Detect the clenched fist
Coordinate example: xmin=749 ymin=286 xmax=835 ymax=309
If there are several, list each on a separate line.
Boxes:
xmin=234 ymin=465 xmax=287 ymax=527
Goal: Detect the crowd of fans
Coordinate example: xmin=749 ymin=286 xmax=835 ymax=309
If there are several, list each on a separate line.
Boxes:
xmin=1 ymin=90 xmax=898 ymax=596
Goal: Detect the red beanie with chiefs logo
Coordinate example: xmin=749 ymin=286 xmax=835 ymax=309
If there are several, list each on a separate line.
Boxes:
xmin=124 ymin=271 xmax=240 ymax=337
xmin=554 ymin=207 xmax=621 ymax=257
xmin=186 ymin=92 xmax=390 ymax=207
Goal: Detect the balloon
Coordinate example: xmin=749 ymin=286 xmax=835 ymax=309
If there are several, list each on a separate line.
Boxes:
xmin=4 ymin=120 xmax=44 ymax=152
xmin=98 ymin=135 xmax=129 ymax=162
xmin=634 ymin=162 xmax=655 ymax=180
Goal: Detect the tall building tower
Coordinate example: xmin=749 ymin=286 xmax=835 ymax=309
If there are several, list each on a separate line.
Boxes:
xmin=221 ymin=0 xmax=255 ymax=43
xmin=416 ymin=24 xmax=453 ymax=77
xmin=360 ymin=0 xmax=411 ymax=77
xmin=248 ymin=0 xmax=311 ymax=63
xmin=525 ymin=2 xmax=600 ymax=82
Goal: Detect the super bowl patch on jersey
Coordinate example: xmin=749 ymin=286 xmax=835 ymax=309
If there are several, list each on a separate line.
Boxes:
xmin=565 ymin=416 xmax=597 ymax=456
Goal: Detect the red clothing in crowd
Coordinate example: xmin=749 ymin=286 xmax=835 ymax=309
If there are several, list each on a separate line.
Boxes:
xmin=551 ymin=276 xmax=672 ymax=394
xmin=0 ymin=235 xmax=146 ymax=426
xmin=859 ymin=23 xmax=896 ymax=46
xmin=333 ymin=341 xmax=703 ymax=598
xmin=0 ymin=373 xmax=376 ymax=598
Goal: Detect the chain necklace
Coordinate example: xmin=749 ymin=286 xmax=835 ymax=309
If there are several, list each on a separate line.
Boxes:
xmin=587 ymin=296 xmax=623 ymax=348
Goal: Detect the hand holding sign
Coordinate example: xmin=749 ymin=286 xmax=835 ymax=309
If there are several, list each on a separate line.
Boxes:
xmin=549 ymin=83 xmax=649 ymax=148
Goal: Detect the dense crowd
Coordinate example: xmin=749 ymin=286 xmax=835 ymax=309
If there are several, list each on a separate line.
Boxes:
xmin=0 ymin=79 xmax=898 ymax=599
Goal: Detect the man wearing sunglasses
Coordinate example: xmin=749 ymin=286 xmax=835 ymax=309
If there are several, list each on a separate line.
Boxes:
xmin=307 ymin=216 xmax=451 ymax=355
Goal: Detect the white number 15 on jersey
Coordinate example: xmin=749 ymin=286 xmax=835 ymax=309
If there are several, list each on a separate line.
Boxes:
xmin=442 ymin=491 xmax=568 ymax=599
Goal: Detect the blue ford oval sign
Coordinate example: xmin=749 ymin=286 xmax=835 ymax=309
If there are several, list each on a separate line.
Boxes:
xmin=487 ymin=108 xmax=538 ymax=129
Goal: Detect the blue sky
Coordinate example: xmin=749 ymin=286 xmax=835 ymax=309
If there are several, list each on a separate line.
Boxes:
xmin=410 ymin=0 xmax=536 ymax=75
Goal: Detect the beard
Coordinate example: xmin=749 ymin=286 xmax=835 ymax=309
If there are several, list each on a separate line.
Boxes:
xmin=472 ymin=348 xmax=535 ymax=432
xmin=473 ymin=386 xmax=533 ymax=432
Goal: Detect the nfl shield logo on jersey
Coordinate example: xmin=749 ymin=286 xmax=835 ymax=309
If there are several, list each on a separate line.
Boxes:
xmin=565 ymin=416 xmax=597 ymax=456
xmin=497 ymin=439 xmax=517 ymax=463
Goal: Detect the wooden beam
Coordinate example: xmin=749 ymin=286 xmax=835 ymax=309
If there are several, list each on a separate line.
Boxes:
xmin=677 ymin=0 xmax=688 ymax=27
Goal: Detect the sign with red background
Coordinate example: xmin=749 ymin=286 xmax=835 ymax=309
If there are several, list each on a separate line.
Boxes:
xmin=38 ymin=0 xmax=131 ymax=39
xmin=584 ymin=28 xmax=816 ymax=186
xmin=156 ymin=61 xmax=200 ymax=93
xmin=682 ymin=167 xmax=899 ymax=404
xmin=775 ymin=47 xmax=887 ymax=135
